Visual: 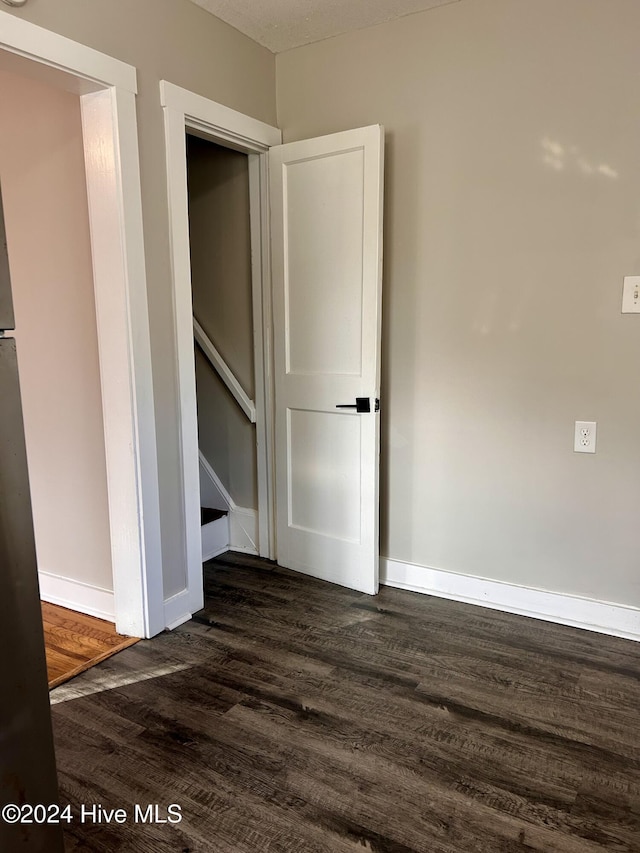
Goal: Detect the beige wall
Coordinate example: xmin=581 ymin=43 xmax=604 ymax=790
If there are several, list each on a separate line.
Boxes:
xmin=277 ymin=0 xmax=640 ymax=606
xmin=187 ymin=137 xmax=257 ymax=509
xmin=0 ymin=69 xmax=112 ymax=591
xmin=1 ymin=0 xmax=276 ymax=598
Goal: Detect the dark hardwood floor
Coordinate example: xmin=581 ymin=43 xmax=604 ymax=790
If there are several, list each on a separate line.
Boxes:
xmin=51 ymin=552 xmax=640 ymax=852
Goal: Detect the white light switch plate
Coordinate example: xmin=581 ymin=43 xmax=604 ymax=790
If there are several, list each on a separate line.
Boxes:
xmin=622 ymin=276 xmax=640 ymax=313
xmin=574 ymin=421 xmax=596 ymax=453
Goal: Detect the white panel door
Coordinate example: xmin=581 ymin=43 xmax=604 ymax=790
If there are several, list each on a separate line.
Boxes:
xmin=270 ymin=125 xmax=384 ymax=594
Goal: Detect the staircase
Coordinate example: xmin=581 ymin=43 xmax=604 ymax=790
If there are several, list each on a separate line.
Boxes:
xmin=195 ymin=317 xmax=257 ymax=561
xmin=201 ymin=506 xmax=229 ymax=562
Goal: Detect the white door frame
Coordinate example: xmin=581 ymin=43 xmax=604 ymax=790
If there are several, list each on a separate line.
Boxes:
xmin=160 ymin=81 xmax=280 ymax=620
xmin=0 ymin=11 xmax=163 ymax=637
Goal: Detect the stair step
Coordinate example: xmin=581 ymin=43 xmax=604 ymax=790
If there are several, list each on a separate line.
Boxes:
xmin=201 ymin=507 xmax=228 ymax=526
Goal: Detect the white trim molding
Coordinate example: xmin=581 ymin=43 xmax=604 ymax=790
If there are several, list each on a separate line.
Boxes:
xmin=80 ymin=87 xmax=163 ymax=639
xmin=163 ymin=590 xmax=193 ymax=631
xmin=230 ymin=507 xmax=258 ymax=555
xmin=161 ymin=80 xmax=280 ymax=619
xmin=39 ymin=571 xmax=115 ymax=624
xmin=194 ymin=317 xmax=256 ymax=422
xmin=160 ymin=81 xmax=281 ymax=149
xmin=0 ymin=9 xmax=136 ymax=93
xmin=381 ymin=558 xmax=640 ymax=643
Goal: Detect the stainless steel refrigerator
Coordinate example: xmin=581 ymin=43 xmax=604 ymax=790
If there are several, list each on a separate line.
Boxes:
xmin=0 ymin=183 xmax=64 ymax=851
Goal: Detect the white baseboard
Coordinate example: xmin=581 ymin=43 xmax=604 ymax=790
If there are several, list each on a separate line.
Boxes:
xmin=38 ymin=571 xmax=115 ymax=623
xmin=202 ymin=514 xmax=230 ymax=561
xmin=230 ymin=506 xmax=258 ymax=555
xmin=380 ymin=558 xmax=640 ymax=643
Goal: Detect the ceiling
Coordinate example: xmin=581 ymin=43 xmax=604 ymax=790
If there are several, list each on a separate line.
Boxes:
xmin=189 ymin=0 xmax=461 ymax=54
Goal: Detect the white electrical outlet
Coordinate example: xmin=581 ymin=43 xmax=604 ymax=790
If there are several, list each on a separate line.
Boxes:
xmin=622 ymin=276 xmax=640 ymax=313
xmin=574 ymin=421 xmax=597 ymax=453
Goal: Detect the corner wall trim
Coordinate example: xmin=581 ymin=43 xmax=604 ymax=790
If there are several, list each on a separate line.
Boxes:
xmin=380 ymin=558 xmax=640 ymax=643
xmin=229 ymin=506 xmax=258 ymax=555
xmin=38 ymin=571 xmax=115 ymax=623
xmin=163 ymin=589 xmax=192 ymax=631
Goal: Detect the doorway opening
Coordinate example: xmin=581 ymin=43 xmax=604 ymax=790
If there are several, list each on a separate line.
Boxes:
xmin=0 ymin=13 xmax=163 ymax=639
xmin=186 ymin=134 xmax=261 ymax=565
xmin=162 ymin=82 xmax=385 ymax=618
xmin=0 ymin=61 xmax=137 ymax=685
xmin=161 ymin=80 xmax=281 ymax=629
xmin=0 ymin=64 xmax=115 ymax=623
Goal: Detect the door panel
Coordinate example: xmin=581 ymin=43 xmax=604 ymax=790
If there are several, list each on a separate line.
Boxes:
xmin=270 ymin=125 xmax=384 ymax=595
xmin=285 ymin=148 xmax=364 ymax=376
xmin=288 ymin=408 xmax=361 ymax=541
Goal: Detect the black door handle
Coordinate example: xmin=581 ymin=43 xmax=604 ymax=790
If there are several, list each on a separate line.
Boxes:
xmin=336 ymin=397 xmax=380 ymax=413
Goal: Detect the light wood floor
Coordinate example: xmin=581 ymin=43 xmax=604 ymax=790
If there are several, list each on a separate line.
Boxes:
xmin=52 ymin=552 xmax=640 ymax=852
xmin=42 ymin=602 xmax=139 ymax=689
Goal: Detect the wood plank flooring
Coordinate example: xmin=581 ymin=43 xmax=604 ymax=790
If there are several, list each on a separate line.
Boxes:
xmin=50 ymin=552 xmax=640 ymax=852
xmin=42 ymin=602 xmax=139 ymax=689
